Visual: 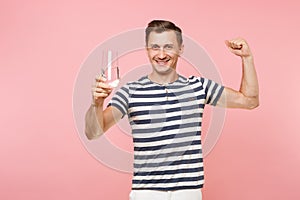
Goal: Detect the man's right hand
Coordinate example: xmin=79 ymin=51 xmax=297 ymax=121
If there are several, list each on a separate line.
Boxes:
xmin=92 ymin=75 xmax=113 ymax=107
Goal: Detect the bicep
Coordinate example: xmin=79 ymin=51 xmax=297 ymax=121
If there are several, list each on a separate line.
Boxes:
xmin=216 ymin=87 xmax=259 ymax=109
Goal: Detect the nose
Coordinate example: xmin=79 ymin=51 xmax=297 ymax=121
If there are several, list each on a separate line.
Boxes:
xmin=158 ymin=48 xmax=166 ymax=59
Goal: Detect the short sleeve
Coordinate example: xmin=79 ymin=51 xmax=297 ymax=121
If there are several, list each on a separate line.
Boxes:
xmin=199 ymin=77 xmax=224 ymax=106
xmin=108 ymin=84 xmax=130 ymax=118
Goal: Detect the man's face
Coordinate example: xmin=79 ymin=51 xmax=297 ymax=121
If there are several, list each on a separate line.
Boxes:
xmin=146 ymin=30 xmax=183 ymax=74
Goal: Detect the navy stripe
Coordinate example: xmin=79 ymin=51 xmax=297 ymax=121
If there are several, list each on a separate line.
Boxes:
xmin=129 ymin=98 xmax=180 ymax=106
xmin=192 ymin=85 xmax=203 ymax=93
xmin=132 ymin=122 xmax=201 ymax=134
xmin=207 ymin=83 xmax=218 ymax=104
xmin=131 ymin=115 xmax=181 ymax=125
xmin=134 ymin=85 xmax=165 ymax=91
xmin=134 ymin=139 xmax=201 ymax=152
xmin=129 ymin=104 xmax=202 ymax=118
xmin=128 ymin=94 xmax=205 ymax=107
xmin=114 ymin=91 xmax=126 ymax=101
xmin=132 ymin=175 xmax=203 ymax=184
xmin=131 ymin=92 xmax=169 ymax=98
xmin=204 ymin=79 xmax=211 ymax=96
xmin=109 ymin=103 xmax=126 ymax=117
xmin=132 ymin=184 xmax=203 ymax=191
xmin=131 ymin=89 xmax=198 ymax=98
xmin=133 ymin=130 xmax=200 ymax=143
xmin=212 ymin=86 xmax=224 ymax=106
xmin=134 ymin=149 xmax=201 ymax=160
xmin=131 ymin=112 xmax=201 ymax=126
xmin=134 ymin=166 xmax=204 ymax=176
xmin=129 ymin=110 xmax=149 ymax=117
xmin=112 ymin=91 xmax=128 ymax=109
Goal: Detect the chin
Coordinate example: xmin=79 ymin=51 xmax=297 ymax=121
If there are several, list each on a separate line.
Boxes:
xmin=153 ymin=65 xmax=173 ymax=74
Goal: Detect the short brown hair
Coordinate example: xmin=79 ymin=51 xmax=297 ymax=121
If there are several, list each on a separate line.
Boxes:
xmin=145 ymin=20 xmax=183 ymax=46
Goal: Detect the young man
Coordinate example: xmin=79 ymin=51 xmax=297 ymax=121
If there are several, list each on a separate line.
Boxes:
xmin=85 ymin=20 xmax=259 ymax=200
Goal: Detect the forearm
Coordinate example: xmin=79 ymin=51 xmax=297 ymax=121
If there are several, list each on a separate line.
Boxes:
xmin=240 ymin=56 xmax=259 ymax=98
xmin=85 ymin=104 xmax=105 ymax=140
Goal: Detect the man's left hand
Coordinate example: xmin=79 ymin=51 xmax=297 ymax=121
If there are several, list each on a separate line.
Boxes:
xmin=225 ymin=38 xmax=252 ymax=58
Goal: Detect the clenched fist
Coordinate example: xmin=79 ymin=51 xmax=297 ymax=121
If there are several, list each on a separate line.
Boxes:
xmin=225 ymin=38 xmax=252 ymax=58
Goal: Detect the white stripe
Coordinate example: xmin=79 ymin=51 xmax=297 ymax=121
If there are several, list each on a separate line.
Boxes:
xmin=134 ymin=143 xmax=202 ymax=157
xmin=129 ymin=109 xmax=202 ymax=121
xmin=133 ymin=171 xmax=204 ymax=180
xmin=134 ymin=162 xmax=204 ymax=174
xmin=134 ymin=135 xmax=200 ymax=148
xmin=132 ymin=126 xmax=202 ymax=138
xmin=128 ymin=103 xmax=204 ymax=113
xmin=134 ymin=151 xmax=202 ymax=164
xmin=131 ymin=117 xmax=201 ymax=132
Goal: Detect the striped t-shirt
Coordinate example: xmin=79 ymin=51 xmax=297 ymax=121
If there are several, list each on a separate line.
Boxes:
xmin=109 ymin=75 xmax=224 ymax=191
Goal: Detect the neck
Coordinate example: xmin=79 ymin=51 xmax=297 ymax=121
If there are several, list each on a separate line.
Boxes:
xmin=148 ymin=71 xmax=179 ymax=85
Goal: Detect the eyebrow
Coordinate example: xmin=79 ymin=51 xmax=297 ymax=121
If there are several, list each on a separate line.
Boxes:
xmin=149 ymin=43 xmax=174 ymax=47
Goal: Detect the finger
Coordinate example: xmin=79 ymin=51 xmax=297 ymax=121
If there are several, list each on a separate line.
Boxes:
xmin=227 ymin=46 xmax=242 ymax=55
xmin=96 ymin=81 xmax=112 ymax=89
xmin=225 ymin=40 xmax=231 ymax=47
xmin=231 ymin=41 xmax=242 ymax=49
xmin=95 ymin=74 xmax=107 ymax=82
xmin=226 ymin=39 xmax=243 ymax=50
xmin=93 ymin=92 xmax=109 ymax=98
xmin=93 ymin=87 xmax=112 ymax=94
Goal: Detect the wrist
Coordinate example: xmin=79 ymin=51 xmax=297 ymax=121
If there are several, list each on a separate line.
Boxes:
xmin=242 ymin=55 xmax=254 ymax=63
xmin=92 ymin=100 xmax=104 ymax=108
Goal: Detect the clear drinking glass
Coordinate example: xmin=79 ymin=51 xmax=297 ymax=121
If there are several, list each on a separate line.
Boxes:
xmin=101 ymin=50 xmax=120 ymax=88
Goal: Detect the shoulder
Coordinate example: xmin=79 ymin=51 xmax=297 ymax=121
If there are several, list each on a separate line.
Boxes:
xmin=187 ymin=75 xmax=205 ymax=86
xmin=117 ymin=76 xmax=150 ymax=93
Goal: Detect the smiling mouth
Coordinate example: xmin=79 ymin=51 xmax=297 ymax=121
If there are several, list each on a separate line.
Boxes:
xmin=155 ymin=58 xmax=170 ymax=65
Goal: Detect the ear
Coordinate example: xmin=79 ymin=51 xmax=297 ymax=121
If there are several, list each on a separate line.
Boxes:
xmin=179 ymin=44 xmax=184 ymax=55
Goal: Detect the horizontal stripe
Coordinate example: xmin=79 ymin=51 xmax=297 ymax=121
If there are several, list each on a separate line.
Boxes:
xmin=133 ymin=171 xmax=204 ymax=182
xmin=134 ymin=139 xmax=201 ymax=152
xmin=132 ymin=179 xmax=204 ymax=189
xmin=129 ymin=109 xmax=203 ymax=121
xmin=132 ymin=122 xmax=201 ymax=135
xmin=132 ymin=175 xmax=204 ymax=184
xmin=134 ymin=149 xmax=201 ymax=160
xmin=131 ymin=118 xmax=201 ymax=134
xmin=134 ymin=144 xmax=202 ymax=159
xmin=128 ymin=98 xmax=204 ymax=107
xmin=131 ymin=88 xmax=198 ymax=98
xmin=134 ymin=150 xmax=202 ymax=165
xmin=134 ymin=166 xmax=204 ymax=176
xmin=134 ymin=162 xmax=204 ymax=175
xmin=133 ymin=135 xmax=201 ymax=149
xmin=134 ymin=157 xmax=203 ymax=168
xmin=129 ymin=103 xmax=204 ymax=117
xmin=133 ymin=130 xmax=201 ymax=143
xmin=132 ymin=184 xmax=203 ymax=191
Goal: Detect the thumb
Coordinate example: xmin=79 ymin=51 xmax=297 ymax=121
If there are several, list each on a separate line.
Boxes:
xmin=225 ymin=40 xmax=231 ymax=48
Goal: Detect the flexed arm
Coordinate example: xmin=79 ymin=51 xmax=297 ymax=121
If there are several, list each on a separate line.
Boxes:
xmin=217 ymin=38 xmax=259 ymax=109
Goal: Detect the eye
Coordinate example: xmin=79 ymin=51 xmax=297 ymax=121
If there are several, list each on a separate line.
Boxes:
xmin=150 ymin=44 xmax=160 ymax=50
xmin=164 ymin=44 xmax=174 ymax=50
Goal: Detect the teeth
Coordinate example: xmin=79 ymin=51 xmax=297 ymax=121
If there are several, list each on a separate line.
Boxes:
xmin=156 ymin=60 xmax=169 ymax=64
xmin=157 ymin=62 xmax=167 ymax=65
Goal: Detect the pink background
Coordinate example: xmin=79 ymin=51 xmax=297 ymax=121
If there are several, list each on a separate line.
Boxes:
xmin=1 ymin=0 xmax=300 ymax=199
